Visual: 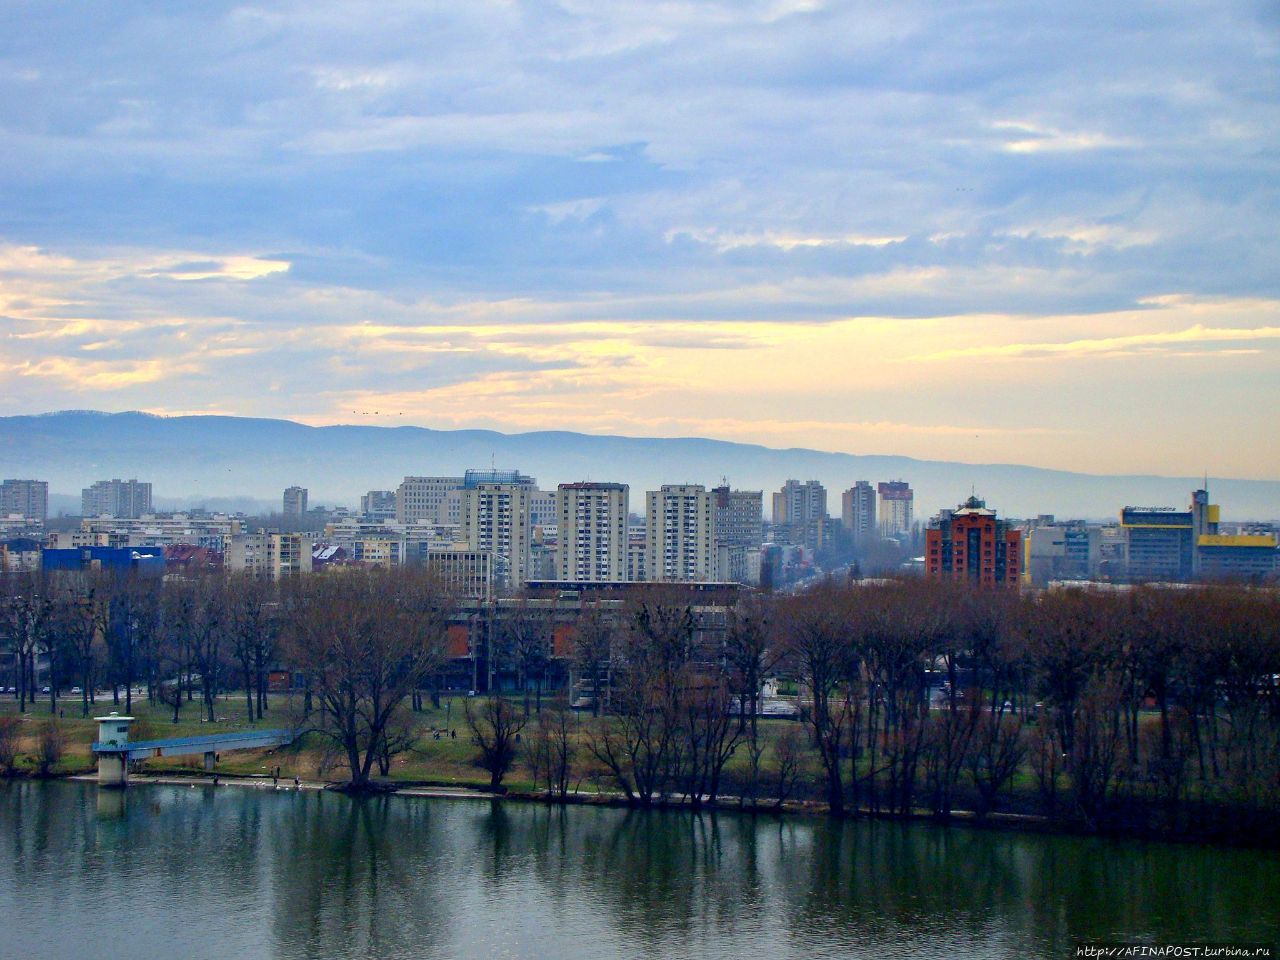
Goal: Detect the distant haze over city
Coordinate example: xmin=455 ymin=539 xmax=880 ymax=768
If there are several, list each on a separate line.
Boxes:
xmin=5 ymin=410 xmax=1278 ymax=522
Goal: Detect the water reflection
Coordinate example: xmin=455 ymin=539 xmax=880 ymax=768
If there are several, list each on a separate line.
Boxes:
xmin=0 ymin=781 xmax=1275 ymax=960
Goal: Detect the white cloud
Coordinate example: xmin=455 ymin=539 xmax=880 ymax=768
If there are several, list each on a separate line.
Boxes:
xmin=992 ymin=120 xmax=1136 ymax=154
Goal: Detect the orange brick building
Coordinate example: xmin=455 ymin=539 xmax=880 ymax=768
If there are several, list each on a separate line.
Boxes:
xmin=925 ymin=496 xmax=1021 ymax=588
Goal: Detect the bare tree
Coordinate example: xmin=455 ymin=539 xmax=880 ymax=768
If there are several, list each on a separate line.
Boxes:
xmin=284 ymin=568 xmax=452 ymax=791
xmin=0 ymin=715 xmax=20 ymax=775
xmin=526 ymin=704 xmax=576 ymax=799
xmin=778 ymin=583 xmax=856 ymax=815
xmin=47 ymin=573 xmax=100 ymax=717
xmin=966 ymin=710 xmax=1026 ymax=816
xmin=724 ymin=595 xmax=779 ymax=802
xmin=769 ymin=725 xmax=805 ymax=809
xmin=503 ymin=600 xmax=552 ymax=717
xmin=1 ymin=573 xmax=51 ymax=713
xmin=1068 ymin=676 xmax=1126 ymax=825
xmin=101 ymin=570 xmax=156 ymax=713
xmin=159 ymin=579 xmax=195 ymax=723
xmin=465 ymin=695 xmax=528 ymax=791
xmin=677 ymin=673 xmax=742 ymax=807
xmin=586 ymin=590 xmax=697 ymax=806
xmin=184 ymin=574 xmax=228 ymax=723
xmin=570 ymin=601 xmax=617 ymax=716
xmin=35 ymin=720 xmax=65 ymax=776
xmin=226 ymin=572 xmax=275 ymax=723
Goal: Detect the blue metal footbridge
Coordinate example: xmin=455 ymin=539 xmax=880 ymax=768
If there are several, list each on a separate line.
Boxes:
xmin=93 ymin=713 xmax=294 ymax=786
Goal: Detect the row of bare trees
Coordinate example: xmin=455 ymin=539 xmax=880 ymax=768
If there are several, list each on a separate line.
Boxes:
xmin=258 ymin=572 xmax=1280 ymax=825
xmin=0 ymin=568 xmax=280 ymax=723
xmin=5 ymin=562 xmax=1278 ymax=834
xmin=549 ymin=579 xmax=1279 ymax=832
xmin=773 ymin=579 xmax=1280 ymax=829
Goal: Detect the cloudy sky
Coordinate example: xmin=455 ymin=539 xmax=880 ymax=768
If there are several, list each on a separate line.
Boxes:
xmin=2 ymin=1 xmax=1277 ymax=478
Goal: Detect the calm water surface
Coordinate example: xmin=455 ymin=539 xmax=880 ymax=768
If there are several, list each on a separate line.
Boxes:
xmin=1 ymin=780 xmax=1276 ymax=960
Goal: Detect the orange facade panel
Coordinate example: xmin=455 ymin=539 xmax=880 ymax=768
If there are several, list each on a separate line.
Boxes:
xmin=553 ymin=624 xmax=574 ymax=658
xmin=446 ymin=623 xmax=470 ymax=659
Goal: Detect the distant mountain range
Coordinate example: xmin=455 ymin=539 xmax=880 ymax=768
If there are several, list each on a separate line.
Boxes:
xmin=3 ymin=410 xmax=1278 ymax=522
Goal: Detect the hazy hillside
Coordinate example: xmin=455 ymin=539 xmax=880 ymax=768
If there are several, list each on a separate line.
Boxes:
xmin=3 ymin=411 xmax=1278 ymax=522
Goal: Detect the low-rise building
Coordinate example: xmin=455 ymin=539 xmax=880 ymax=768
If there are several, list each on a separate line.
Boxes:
xmin=226 ymin=533 xmax=313 ymax=578
xmin=1196 ymin=534 xmax=1278 ymax=580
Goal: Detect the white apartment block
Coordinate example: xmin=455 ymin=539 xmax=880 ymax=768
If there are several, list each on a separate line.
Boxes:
xmin=226 ymin=532 xmax=314 ymax=578
xmin=360 ymin=490 xmax=397 ymax=521
xmin=773 ymin=479 xmax=827 ymax=525
xmin=82 ymin=478 xmax=152 ymax=519
xmin=76 ymin=514 xmax=241 ymax=550
xmin=556 ymin=482 xmax=628 ymax=582
xmin=877 ymin=480 xmax=914 ymax=538
xmin=283 ymin=486 xmax=308 ymax=516
xmin=772 ymin=479 xmax=829 ymax=550
xmin=460 ymin=483 xmax=532 ymax=590
xmin=712 ymin=486 xmax=764 ymax=547
xmin=396 ymin=476 xmax=464 ymax=524
xmin=645 ymin=484 xmax=718 ymax=582
xmin=841 ymin=481 xmax=877 ymax=545
xmin=627 ymin=525 xmax=648 ymax=582
xmin=1 ymin=479 xmax=48 ymax=524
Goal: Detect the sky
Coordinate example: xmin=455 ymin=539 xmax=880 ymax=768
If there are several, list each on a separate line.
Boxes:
xmin=1 ymin=1 xmax=1278 ymax=479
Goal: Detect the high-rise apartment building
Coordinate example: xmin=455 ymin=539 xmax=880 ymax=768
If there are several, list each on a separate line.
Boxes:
xmin=283 ymin=486 xmax=308 ymax=517
xmin=841 ymin=481 xmax=876 ymax=548
xmin=627 ymin=525 xmax=649 ymax=582
xmin=926 ymin=496 xmax=1021 ymax=587
xmin=645 ymin=484 xmax=718 ymax=582
xmin=360 ymin=490 xmax=397 ymax=521
xmin=556 ymin=482 xmax=629 ymax=582
xmin=396 ymin=476 xmax=465 ymax=524
xmin=1 ymin=479 xmax=48 ymax=523
xmin=712 ymin=485 xmax=763 ymax=547
xmin=877 ymin=480 xmax=914 ymax=538
xmin=460 ymin=483 xmax=532 ymax=589
xmin=81 ymin=478 xmax=152 ymax=519
xmin=772 ymin=479 xmax=828 ymax=550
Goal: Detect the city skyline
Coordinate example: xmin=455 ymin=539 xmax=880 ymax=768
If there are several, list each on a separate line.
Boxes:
xmin=1 ymin=3 xmax=1277 ymax=479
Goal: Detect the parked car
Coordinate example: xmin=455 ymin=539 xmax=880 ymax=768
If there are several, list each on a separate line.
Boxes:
xmin=71 ymin=686 xmax=82 ymax=695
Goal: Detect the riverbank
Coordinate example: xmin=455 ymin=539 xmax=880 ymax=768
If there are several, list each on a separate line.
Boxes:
xmin=10 ymin=697 xmax=1277 ymax=850
xmin=65 ymin=768 xmax=1277 ymax=851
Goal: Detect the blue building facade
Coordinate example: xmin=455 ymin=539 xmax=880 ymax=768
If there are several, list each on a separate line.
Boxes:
xmin=42 ymin=546 xmax=165 ymax=576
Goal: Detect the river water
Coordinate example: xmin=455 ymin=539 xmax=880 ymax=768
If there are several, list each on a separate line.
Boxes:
xmin=0 ymin=780 xmax=1276 ymax=959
